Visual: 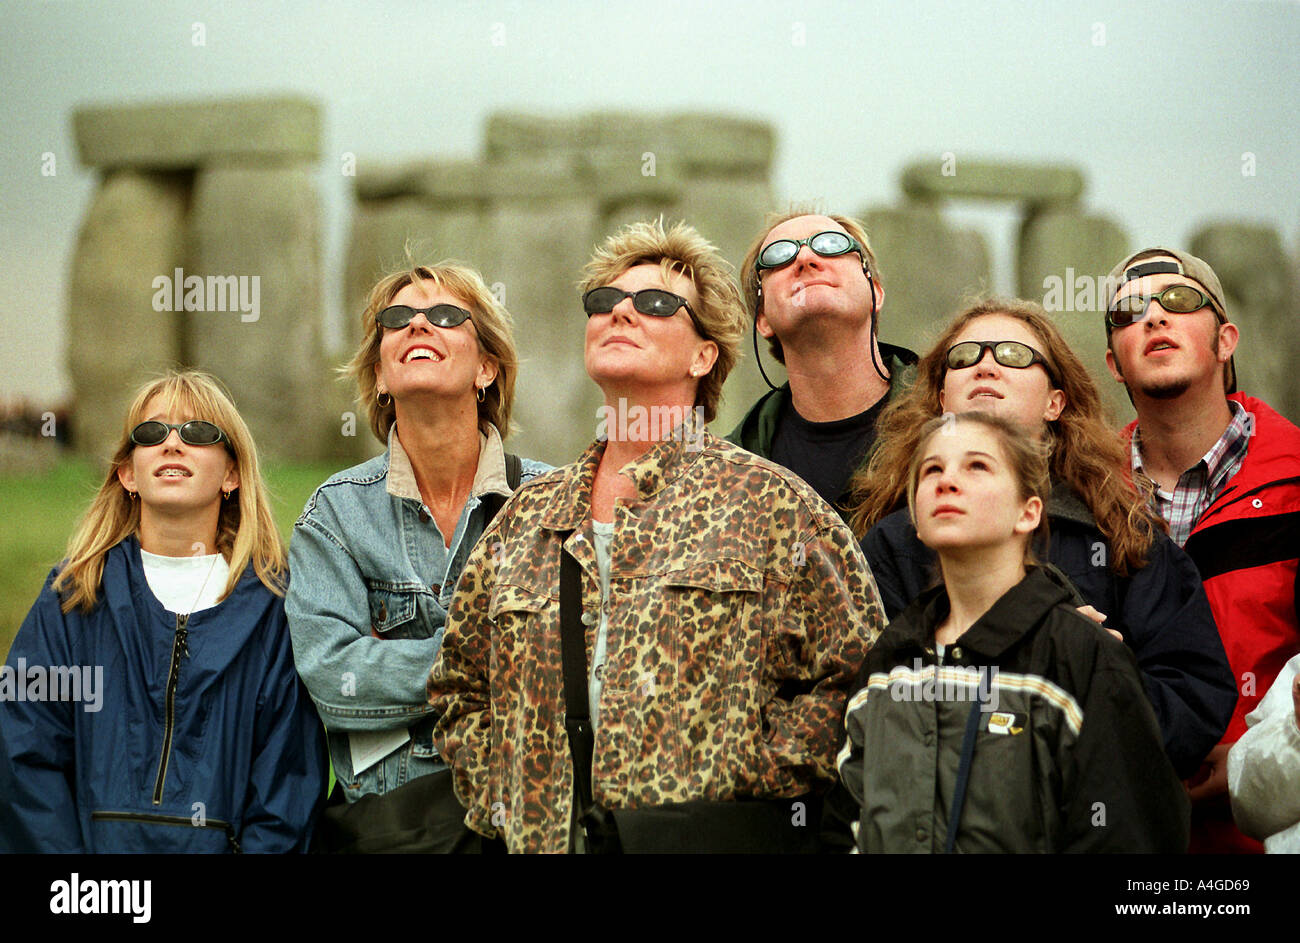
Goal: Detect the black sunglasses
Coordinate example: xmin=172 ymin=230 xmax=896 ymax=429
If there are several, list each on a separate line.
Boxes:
xmin=130 ymin=420 xmax=229 ymax=448
xmin=377 ymin=304 xmax=473 ymax=331
xmin=755 ymin=230 xmax=865 ymax=271
xmin=1106 ymin=284 xmax=1214 ymax=329
xmin=946 ymin=341 xmax=1057 ymax=383
xmin=582 ymin=287 xmax=698 ymax=322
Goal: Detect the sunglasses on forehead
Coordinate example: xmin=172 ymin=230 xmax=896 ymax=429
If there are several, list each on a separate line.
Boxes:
xmin=946 ymin=340 xmax=1057 ymax=383
xmin=582 ymin=286 xmax=698 ymax=321
xmin=1106 ymin=284 xmax=1215 ymax=329
xmin=130 ymin=420 xmax=229 ymax=448
xmin=755 ymin=230 xmax=866 ymax=272
xmin=377 ymin=304 xmax=473 ymax=331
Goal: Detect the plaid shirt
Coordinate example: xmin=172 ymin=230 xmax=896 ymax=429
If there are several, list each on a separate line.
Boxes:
xmin=1131 ymin=400 xmax=1252 ymax=547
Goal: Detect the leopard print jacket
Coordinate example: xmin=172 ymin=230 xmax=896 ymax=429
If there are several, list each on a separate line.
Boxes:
xmin=428 ymin=428 xmax=885 ymax=853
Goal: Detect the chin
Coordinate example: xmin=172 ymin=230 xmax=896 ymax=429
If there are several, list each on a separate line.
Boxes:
xmin=1138 ymin=377 xmax=1194 ymax=400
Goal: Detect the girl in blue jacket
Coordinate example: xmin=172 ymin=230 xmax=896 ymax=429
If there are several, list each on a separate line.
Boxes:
xmin=0 ymin=370 xmax=326 ymax=852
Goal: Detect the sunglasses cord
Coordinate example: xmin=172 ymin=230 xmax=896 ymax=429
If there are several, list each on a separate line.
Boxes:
xmin=751 ymin=278 xmax=888 ymax=392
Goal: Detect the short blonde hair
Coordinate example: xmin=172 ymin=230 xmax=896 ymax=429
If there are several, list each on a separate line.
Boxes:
xmin=53 ymin=370 xmax=285 ymax=612
xmin=740 ymin=207 xmax=883 ymax=364
xmin=578 ymin=218 xmax=745 ymax=423
xmin=347 ymin=262 xmax=519 ymax=443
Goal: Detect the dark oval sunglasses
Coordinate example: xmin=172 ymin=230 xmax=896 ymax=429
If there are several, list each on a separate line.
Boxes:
xmin=377 ymin=304 xmax=473 ymax=331
xmin=1106 ymin=284 xmax=1214 ymax=329
xmin=582 ymin=286 xmax=697 ymax=321
xmin=755 ymin=230 xmax=864 ymax=271
xmin=946 ymin=340 xmax=1057 ymax=384
xmin=130 ymin=420 xmax=229 ymax=448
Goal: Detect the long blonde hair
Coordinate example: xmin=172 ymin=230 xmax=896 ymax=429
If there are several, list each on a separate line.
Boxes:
xmin=52 ymin=370 xmax=286 ymax=613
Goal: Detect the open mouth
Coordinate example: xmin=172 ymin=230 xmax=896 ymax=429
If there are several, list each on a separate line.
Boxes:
xmin=969 ymin=387 xmax=1003 ymax=400
xmin=155 ymin=466 xmax=192 ymax=478
xmin=403 ymin=347 xmax=443 ymax=364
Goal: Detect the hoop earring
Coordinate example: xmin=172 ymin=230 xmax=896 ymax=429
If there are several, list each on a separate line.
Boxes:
xmin=377 ymin=390 xmax=392 ymax=408
xmin=476 ymin=384 xmax=486 ymax=403
xmin=222 ymin=490 xmax=232 ymax=502
xmin=127 ymin=489 xmax=137 ymax=501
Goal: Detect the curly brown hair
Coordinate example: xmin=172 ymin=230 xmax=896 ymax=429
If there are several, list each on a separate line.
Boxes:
xmin=848 ymin=297 xmax=1163 ymax=576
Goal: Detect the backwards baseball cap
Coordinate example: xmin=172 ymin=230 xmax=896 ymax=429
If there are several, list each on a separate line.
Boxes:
xmin=1105 ymin=246 xmax=1235 ymax=393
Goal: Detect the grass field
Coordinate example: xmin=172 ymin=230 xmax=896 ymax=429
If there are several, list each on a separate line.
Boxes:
xmin=1 ymin=457 xmax=344 ymax=658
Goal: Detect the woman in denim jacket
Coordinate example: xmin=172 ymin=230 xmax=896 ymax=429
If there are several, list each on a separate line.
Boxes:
xmin=286 ymin=262 xmax=548 ymax=851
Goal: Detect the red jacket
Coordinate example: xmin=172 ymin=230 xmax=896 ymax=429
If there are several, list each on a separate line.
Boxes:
xmin=1126 ymin=392 xmax=1300 ymax=852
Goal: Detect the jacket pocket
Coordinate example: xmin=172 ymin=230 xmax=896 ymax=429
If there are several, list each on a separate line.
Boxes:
xmin=661 ymin=558 xmax=766 ymax=793
xmin=365 ymin=584 xmax=423 ymax=639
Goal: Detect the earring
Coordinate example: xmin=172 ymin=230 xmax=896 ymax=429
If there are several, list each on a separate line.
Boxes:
xmin=476 ymin=385 xmax=486 ymax=403
xmin=222 ymin=490 xmax=232 ymax=502
xmin=377 ymin=390 xmax=392 ymax=408
xmin=127 ymin=489 xmax=137 ymax=501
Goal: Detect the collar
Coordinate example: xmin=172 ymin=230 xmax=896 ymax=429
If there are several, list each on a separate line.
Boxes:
xmin=539 ymin=411 xmax=709 ymax=531
xmin=1045 ymin=480 xmax=1094 ymax=527
xmin=1130 ymin=399 xmax=1249 ymax=489
xmin=386 ymin=423 xmax=512 ymax=502
xmin=893 ymin=565 xmax=1077 ymax=659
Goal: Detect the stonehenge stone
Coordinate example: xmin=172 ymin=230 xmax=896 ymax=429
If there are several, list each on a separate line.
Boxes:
xmin=859 ymin=203 xmax=992 ymax=356
xmin=74 ymin=96 xmax=321 ymax=169
xmin=186 ymin=164 xmax=343 ymax=462
xmin=479 ymin=196 xmax=601 ymax=466
xmin=1191 ymin=224 xmax=1299 ymax=422
xmin=1017 ymin=210 xmax=1132 ymax=423
xmin=901 ymin=158 xmax=1084 ymax=207
xmin=68 ymin=169 xmax=190 ymax=464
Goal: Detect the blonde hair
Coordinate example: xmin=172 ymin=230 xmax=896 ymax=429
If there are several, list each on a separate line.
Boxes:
xmin=906 ymin=411 xmax=1050 ymax=562
xmin=347 ymin=261 xmax=518 ymax=443
xmin=53 ymin=370 xmax=286 ymax=613
xmin=740 ymin=206 xmax=883 ymax=364
xmin=578 ymin=218 xmax=746 ymax=424
xmin=849 ymin=297 xmax=1163 ymax=576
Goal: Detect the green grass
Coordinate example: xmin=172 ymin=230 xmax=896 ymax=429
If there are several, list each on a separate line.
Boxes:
xmin=1 ymin=458 xmax=343 ymax=658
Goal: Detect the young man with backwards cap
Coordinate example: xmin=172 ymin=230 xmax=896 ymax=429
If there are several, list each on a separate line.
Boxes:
xmin=1104 ymin=246 xmax=1300 ymax=854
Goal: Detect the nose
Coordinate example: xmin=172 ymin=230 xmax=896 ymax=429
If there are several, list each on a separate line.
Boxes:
xmin=792 ymin=242 xmax=821 ymax=271
xmin=406 ymin=309 xmax=434 ymax=332
xmin=610 ymin=295 xmax=638 ymax=324
xmin=162 ymin=428 xmax=184 ymax=450
xmin=972 ymin=347 xmax=1001 ymax=377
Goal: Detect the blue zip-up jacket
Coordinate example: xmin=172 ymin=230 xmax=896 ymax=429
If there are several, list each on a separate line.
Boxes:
xmin=0 ymin=537 xmax=327 ymax=853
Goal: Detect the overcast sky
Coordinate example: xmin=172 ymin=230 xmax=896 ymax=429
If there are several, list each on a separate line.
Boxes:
xmin=2 ymin=0 xmax=1296 ymax=402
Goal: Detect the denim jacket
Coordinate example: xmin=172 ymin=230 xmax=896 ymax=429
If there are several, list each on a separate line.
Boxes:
xmin=286 ymin=423 xmax=549 ymax=802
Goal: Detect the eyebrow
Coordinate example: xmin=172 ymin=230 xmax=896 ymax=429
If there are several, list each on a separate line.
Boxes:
xmin=920 ymin=450 xmax=998 ymax=464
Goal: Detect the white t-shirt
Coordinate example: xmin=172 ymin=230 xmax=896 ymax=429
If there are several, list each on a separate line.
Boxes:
xmin=140 ymin=549 xmax=230 ymax=615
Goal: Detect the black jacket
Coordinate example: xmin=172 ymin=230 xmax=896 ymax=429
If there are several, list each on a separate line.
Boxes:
xmin=861 ymin=483 xmax=1236 ymax=779
xmin=826 ymin=566 xmax=1190 ymax=853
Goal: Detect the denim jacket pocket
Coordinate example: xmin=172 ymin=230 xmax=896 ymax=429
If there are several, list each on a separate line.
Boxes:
xmin=365 ymin=583 xmax=424 ymax=640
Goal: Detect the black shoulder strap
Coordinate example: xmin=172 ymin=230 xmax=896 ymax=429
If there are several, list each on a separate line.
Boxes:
xmin=479 ymin=453 xmax=523 ymax=525
xmin=944 ymin=682 xmax=987 ymax=853
xmin=504 ymin=452 xmax=522 ymax=491
xmin=558 ymin=540 xmax=596 ymax=815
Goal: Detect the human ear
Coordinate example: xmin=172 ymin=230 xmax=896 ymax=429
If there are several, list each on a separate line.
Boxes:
xmin=690 ymin=340 xmax=719 ymax=378
xmin=116 ymin=461 xmax=136 ymax=494
xmin=1043 ymin=389 xmax=1066 ymax=423
xmin=1014 ymin=495 xmax=1043 ymax=535
xmin=1104 ymin=347 xmax=1126 ymax=384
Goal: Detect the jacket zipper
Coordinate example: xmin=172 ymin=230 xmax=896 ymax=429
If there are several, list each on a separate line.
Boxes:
xmin=91 ymin=810 xmax=240 ymax=853
xmin=152 ymin=612 xmax=190 ymax=805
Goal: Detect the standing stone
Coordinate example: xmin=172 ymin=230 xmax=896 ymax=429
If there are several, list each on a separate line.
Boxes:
xmin=860 ymin=204 xmax=992 ymax=357
xmin=479 ymin=188 xmax=599 ymax=466
xmin=1017 ymin=210 xmax=1132 ymax=423
xmin=68 ymin=169 xmax=190 ymax=463
xmin=187 ymin=164 xmax=340 ymax=462
xmin=1191 ymin=224 xmax=1300 ymax=422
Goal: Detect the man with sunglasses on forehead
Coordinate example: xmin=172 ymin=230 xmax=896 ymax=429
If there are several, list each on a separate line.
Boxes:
xmin=1105 ymin=246 xmax=1300 ymax=854
xmin=727 ymin=211 xmax=917 ymax=518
